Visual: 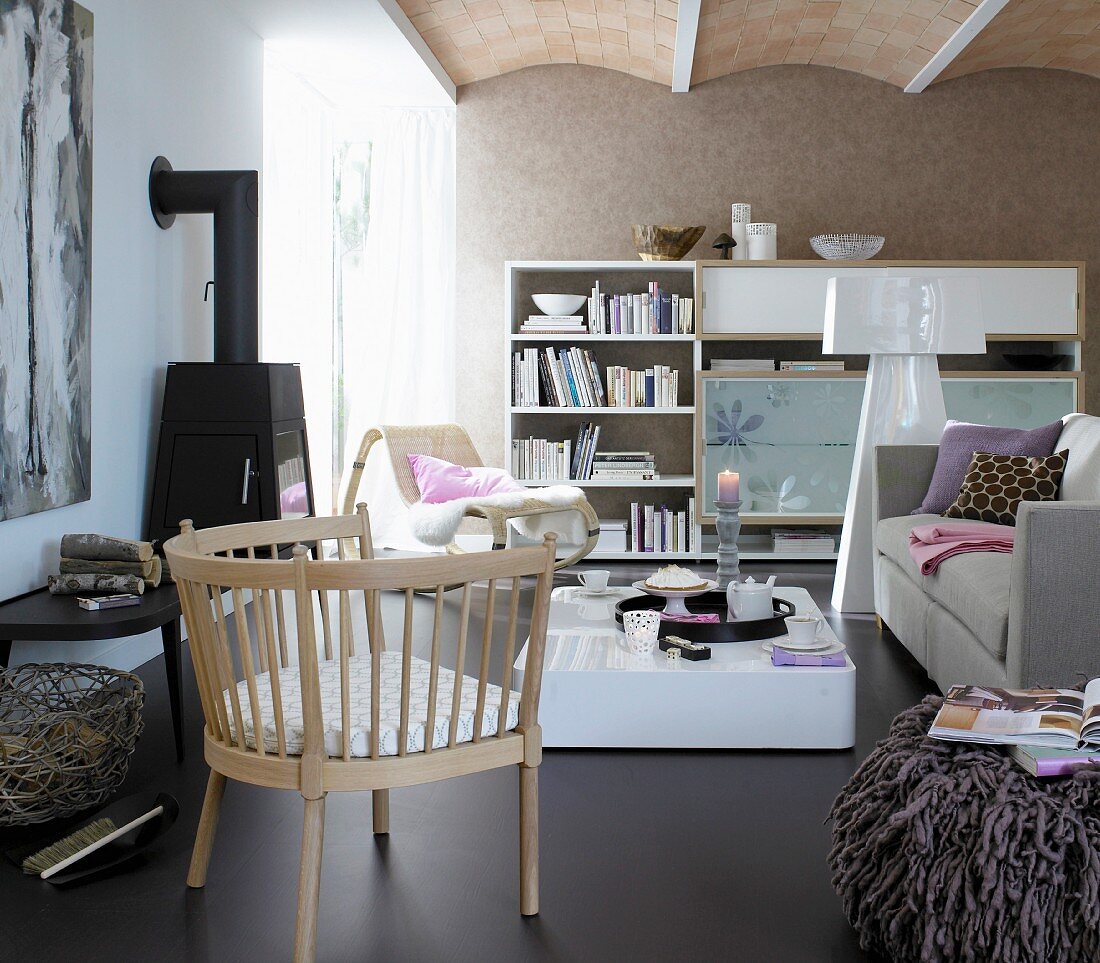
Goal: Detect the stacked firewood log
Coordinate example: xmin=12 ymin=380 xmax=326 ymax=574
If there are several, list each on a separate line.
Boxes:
xmin=47 ymin=534 xmax=166 ymax=596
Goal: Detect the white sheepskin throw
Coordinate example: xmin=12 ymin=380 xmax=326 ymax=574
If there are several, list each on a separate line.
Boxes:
xmin=407 ymin=486 xmax=587 ymax=548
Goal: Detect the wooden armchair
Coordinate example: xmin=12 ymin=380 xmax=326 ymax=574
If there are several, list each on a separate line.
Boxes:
xmin=341 ymin=423 xmax=599 ymax=569
xmin=165 ymin=507 xmax=556 ymax=962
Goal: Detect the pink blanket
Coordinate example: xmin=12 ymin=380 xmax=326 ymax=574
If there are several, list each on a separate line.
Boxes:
xmin=907 ymin=520 xmax=1015 ymax=575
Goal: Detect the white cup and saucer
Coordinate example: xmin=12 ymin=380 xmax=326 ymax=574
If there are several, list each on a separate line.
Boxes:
xmin=761 ymin=613 xmax=844 ymax=655
xmin=576 ymin=570 xmax=611 ymax=596
xmin=783 ymin=614 xmax=827 ymax=648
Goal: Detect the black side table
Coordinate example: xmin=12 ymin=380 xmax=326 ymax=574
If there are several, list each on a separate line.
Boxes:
xmin=0 ymin=584 xmax=186 ymax=761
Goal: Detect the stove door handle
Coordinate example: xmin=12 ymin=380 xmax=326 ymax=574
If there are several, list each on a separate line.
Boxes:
xmin=241 ymin=458 xmax=252 ymax=505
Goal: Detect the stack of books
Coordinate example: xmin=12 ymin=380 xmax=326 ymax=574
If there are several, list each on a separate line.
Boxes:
xmin=590 ymin=451 xmax=659 ymax=481
xmin=569 ymin=422 xmax=602 ymax=480
xmin=513 ymin=346 xmax=607 ymax=407
xmin=779 ymin=360 xmax=845 ymax=371
xmin=710 ymin=359 xmax=776 ymax=372
xmin=772 ymin=529 xmax=836 ymax=554
xmin=587 ymin=280 xmax=694 ymax=335
xmin=605 ymin=366 xmax=679 ymax=407
xmin=511 ymin=438 xmax=572 ymax=480
xmin=520 ymin=315 xmax=587 ymax=335
xmin=629 ymin=498 xmax=696 ymax=553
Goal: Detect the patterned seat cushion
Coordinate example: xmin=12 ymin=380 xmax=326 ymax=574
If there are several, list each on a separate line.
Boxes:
xmin=224 ymin=653 xmax=521 ymax=757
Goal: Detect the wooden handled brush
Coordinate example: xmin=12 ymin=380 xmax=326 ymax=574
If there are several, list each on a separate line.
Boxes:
xmin=23 ymin=805 xmax=165 ymax=879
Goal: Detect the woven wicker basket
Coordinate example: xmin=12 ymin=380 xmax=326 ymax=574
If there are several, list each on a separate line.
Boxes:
xmin=0 ymin=663 xmax=144 ymax=826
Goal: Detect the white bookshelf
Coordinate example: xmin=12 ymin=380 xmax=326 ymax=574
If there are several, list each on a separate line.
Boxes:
xmin=506 ymin=260 xmax=702 ymax=560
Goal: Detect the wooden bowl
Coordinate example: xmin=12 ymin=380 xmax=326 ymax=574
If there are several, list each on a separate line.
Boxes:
xmin=631 ymin=224 xmax=706 ymax=261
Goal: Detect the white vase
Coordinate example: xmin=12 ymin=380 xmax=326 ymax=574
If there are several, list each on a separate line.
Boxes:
xmin=730 ymin=223 xmax=749 ymax=260
xmin=747 ymin=223 xmax=777 ymax=260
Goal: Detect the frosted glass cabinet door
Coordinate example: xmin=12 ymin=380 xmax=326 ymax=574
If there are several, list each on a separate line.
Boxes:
xmin=701 ymin=377 xmax=863 ymax=517
xmin=942 ymin=378 xmax=1077 ymax=429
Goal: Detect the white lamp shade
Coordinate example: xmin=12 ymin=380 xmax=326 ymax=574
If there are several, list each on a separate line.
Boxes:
xmin=823 ymin=276 xmax=986 ymax=355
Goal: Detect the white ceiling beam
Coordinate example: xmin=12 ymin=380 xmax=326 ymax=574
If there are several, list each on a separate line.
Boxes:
xmin=671 ymin=0 xmax=702 ymax=93
xmin=376 ymin=0 xmax=458 ymax=104
xmin=904 ymin=0 xmax=1009 ymax=93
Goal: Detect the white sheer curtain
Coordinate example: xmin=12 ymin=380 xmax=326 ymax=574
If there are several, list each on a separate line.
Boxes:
xmin=261 ymin=52 xmax=336 ymax=510
xmin=338 ymin=108 xmax=456 ymax=549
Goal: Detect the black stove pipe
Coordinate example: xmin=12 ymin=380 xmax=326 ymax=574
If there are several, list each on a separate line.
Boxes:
xmin=148 ymin=156 xmax=259 ymax=363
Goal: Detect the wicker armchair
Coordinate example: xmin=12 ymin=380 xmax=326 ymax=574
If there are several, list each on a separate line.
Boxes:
xmin=165 ymin=508 xmax=558 ymax=962
xmin=341 ymin=424 xmax=599 ymax=569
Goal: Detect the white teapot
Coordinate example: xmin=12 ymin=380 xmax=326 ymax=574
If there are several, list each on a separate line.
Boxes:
xmin=727 ymin=575 xmax=777 ymax=621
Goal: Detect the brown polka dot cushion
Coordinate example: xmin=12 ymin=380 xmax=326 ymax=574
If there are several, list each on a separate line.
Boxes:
xmin=944 ymin=449 xmax=1068 ymax=525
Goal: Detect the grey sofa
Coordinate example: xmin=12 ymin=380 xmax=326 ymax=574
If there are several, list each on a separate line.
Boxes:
xmin=872 ymin=413 xmax=1100 ymax=691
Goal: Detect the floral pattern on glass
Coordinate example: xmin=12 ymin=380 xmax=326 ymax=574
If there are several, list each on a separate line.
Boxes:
xmin=710 ymin=399 xmax=765 ymax=463
xmin=746 ymin=472 xmax=811 ymax=513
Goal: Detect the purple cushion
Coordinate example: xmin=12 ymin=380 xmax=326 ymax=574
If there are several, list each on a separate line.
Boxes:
xmin=407 ymin=453 xmax=524 ymax=504
xmin=916 ymin=419 xmax=1064 ymax=515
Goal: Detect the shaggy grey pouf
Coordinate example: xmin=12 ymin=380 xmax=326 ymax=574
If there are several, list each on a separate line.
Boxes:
xmin=829 ymin=696 xmax=1100 ymax=963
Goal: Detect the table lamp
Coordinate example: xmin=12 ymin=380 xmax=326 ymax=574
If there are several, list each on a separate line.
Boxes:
xmin=825 ymin=276 xmax=985 ymax=613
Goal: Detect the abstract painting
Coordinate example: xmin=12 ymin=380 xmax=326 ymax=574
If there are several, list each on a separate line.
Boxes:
xmin=0 ymin=0 xmax=93 ymax=521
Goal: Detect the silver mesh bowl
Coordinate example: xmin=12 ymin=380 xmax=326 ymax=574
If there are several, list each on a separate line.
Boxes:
xmin=810 ymin=233 xmax=885 ymax=260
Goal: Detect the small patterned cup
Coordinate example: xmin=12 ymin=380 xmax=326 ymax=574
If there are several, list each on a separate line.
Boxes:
xmin=624 ymin=610 xmax=661 ymax=655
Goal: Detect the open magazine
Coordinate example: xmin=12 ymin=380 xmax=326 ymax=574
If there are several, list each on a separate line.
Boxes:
xmin=930 ymin=681 xmax=1100 ymax=749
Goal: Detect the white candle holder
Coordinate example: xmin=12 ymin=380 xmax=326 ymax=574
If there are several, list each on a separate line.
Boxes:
xmin=624 ymin=610 xmax=661 ymax=654
xmin=714 ymin=499 xmax=743 ymax=588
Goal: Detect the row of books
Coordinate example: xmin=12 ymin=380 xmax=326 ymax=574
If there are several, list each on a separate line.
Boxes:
xmin=513 ymin=347 xmax=684 ymax=409
xmin=570 ymin=422 xmax=602 ymax=479
xmin=511 ymin=438 xmax=572 ymax=481
xmin=772 ymin=528 xmax=836 ymax=554
xmin=510 ymin=438 xmax=663 ymax=482
xmin=605 ymin=366 xmax=680 ymax=408
xmin=629 ymin=498 xmax=696 ymax=553
xmin=709 ymin=359 xmax=847 ymax=372
xmin=588 ymin=281 xmax=694 ymax=335
xmin=513 ymin=346 xmax=606 ymax=407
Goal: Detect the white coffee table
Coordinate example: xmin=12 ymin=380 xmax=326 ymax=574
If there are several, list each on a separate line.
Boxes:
xmin=514 ymin=585 xmax=855 ymax=749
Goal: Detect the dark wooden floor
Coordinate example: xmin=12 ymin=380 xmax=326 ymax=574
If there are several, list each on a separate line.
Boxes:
xmin=0 ymin=561 xmax=934 ymax=962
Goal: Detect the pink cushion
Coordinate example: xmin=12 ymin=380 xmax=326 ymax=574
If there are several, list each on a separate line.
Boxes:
xmin=407 ymin=454 xmax=524 ymax=504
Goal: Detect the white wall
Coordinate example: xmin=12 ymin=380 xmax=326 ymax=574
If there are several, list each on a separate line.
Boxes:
xmin=2 ymin=0 xmax=263 ymax=670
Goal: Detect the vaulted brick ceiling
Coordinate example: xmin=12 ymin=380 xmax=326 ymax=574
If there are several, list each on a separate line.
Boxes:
xmin=937 ymin=0 xmax=1100 ymax=82
xmin=397 ymin=0 xmax=1100 ymax=90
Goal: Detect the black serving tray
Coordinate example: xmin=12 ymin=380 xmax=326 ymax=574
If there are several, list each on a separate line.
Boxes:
xmin=615 ymin=592 xmax=795 ymax=644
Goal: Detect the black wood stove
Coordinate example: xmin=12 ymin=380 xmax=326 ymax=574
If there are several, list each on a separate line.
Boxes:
xmin=145 ymin=157 xmax=314 ymax=545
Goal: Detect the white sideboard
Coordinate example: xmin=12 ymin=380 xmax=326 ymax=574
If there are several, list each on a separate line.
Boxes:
xmin=699 ymin=262 xmax=1082 ymax=338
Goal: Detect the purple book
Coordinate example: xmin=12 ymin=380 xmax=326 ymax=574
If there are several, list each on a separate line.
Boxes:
xmin=1008 ymin=744 xmax=1100 ymax=777
xmin=770 ymin=648 xmax=846 ymax=668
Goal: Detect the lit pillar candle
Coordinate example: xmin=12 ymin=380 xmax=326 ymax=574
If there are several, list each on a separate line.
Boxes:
xmin=718 ymin=470 xmax=740 ymax=502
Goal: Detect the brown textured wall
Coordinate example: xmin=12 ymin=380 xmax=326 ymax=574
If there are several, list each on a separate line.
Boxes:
xmin=456 ymin=63 xmax=1100 ymax=466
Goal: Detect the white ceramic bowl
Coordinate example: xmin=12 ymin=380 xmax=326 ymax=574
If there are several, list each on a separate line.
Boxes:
xmin=532 ymin=293 xmax=587 ymax=316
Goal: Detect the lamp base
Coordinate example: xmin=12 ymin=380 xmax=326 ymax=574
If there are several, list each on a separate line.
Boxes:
xmin=831 ymin=355 xmax=947 ymax=614
xmin=714 ymin=500 xmax=743 ymax=589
